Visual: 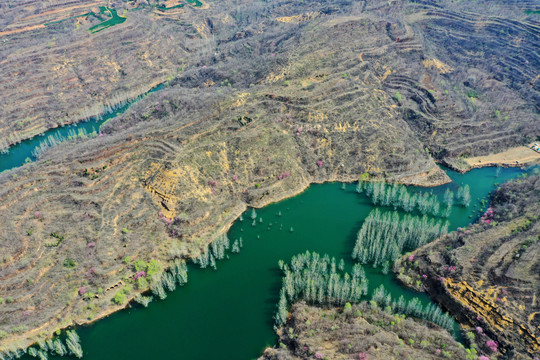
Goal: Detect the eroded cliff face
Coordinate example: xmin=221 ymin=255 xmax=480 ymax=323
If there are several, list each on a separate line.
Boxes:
xmin=0 ymin=0 xmax=538 ymax=351
xmin=396 ymin=175 xmax=540 ymax=358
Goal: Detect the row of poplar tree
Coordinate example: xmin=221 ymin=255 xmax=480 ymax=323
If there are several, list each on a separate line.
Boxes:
xmin=357 ymin=180 xmax=471 ymax=217
xmin=275 ymin=251 xmax=369 ymax=326
xmin=1 ymin=330 xmax=82 ymax=360
xmin=352 ymin=209 xmax=449 ymax=267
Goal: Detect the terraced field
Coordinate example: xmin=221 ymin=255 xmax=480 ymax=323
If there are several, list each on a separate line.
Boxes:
xmin=397 ymin=175 xmax=540 ymax=358
xmin=0 ymin=0 xmax=204 ymax=149
xmin=0 ymin=0 xmax=539 ymax=354
xmin=1 ymin=0 xmax=538 ymax=154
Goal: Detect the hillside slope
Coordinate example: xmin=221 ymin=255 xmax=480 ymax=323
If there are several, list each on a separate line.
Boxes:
xmin=0 ymin=0 xmax=539 ymax=352
xmin=396 ymin=174 xmax=540 ymax=358
xmin=260 ymin=302 xmax=469 ymax=360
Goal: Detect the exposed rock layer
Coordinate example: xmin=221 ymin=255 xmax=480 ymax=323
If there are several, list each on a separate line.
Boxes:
xmin=396 ymin=174 xmax=540 ymax=358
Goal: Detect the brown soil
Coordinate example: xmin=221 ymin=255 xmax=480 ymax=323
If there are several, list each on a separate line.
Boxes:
xmin=396 ymin=175 xmax=540 ymax=358
xmin=465 ymin=144 xmax=540 ymax=168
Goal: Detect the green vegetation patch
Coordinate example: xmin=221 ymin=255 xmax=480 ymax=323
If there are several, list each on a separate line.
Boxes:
xmin=89 ymin=7 xmax=127 ymax=34
xmin=466 ymin=89 xmax=479 ymax=98
xmin=63 ymin=258 xmax=76 ymax=268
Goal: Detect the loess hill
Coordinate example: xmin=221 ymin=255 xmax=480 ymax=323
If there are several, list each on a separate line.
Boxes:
xmin=396 ymin=174 xmax=540 ymax=358
xmin=0 ymin=0 xmax=539 ymax=352
xmin=1 ymin=0 xmax=539 ymax=157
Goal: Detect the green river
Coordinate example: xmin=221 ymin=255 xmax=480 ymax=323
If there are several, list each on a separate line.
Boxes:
xmin=9 ymin=164 xmax=529 ymax=359
xmin=0 ymin=93 xmax=533 ymax=359
xmin=67 ymin=166 xmax=526 ymax=360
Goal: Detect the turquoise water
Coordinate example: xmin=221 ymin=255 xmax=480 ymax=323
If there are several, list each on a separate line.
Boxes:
xmin=15 ymin=165 xmax=530 ymax=360
xmin=1 ymin=89 xmax=532 ymax=359
xmin=0 ymin=85 xmax=162 ymax=174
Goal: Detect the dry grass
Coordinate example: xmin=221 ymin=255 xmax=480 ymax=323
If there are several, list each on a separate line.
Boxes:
xmin=465 ymin=144 xmax=540 ymax=167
